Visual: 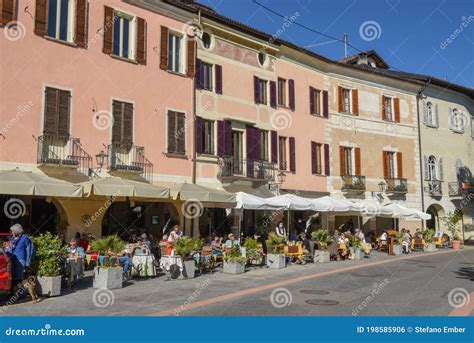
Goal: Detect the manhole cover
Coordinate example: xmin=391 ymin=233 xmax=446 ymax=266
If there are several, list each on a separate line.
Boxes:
xmin=350 ymin=272 xmax=384 ymax=278
xmin=300 ymin=290 xmax=330 ymax=295
xmin=305 ymin=299 xmax=340 ymax=306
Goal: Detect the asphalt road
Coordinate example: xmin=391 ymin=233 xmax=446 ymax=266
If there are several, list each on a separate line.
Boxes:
xmin=1 ymin=248 xmax=472 ymax=316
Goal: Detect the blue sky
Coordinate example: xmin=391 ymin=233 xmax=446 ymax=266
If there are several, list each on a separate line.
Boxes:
xmin=196 ymin=0 xmax=474 ymax=88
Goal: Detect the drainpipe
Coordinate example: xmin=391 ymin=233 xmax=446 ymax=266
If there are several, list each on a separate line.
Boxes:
xmin=191 ymin=10 xmax=201 ymax=185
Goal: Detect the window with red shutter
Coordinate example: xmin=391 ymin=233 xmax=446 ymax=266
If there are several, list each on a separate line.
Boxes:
xmin=1 ymin=0 xmax=15 ymax=25
xmin=322 ymin=91 xmax=329 ymax=118
xmin=75 ymin=0 xmax=89 ymax=48
xmin=136 ymin=17 xmax=147 ymax=65
xmin=215 ymin=64 xmax=223 ymax=94
xmin=289 ymin=137 xmax=296 ymax=173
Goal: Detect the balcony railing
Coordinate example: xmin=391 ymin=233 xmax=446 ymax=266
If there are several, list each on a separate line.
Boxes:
xmin=385 ymin=178 xmax=408 ymax=194
xmin=426 ymin=180 xmax=442 ymax=196
xmin=341 ymin=175 xmax=366 ymax=192
xmin=107 ymin=143 xmax=153 ymax=183
xmin=37 ymin=135 xmax=92 ymax=176
xmin=221 ymin=157 xmax=275 ymax=181
xmin=448 ymin=181 xmax=474 ymax=196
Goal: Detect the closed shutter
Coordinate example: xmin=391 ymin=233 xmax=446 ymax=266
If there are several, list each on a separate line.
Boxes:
xmin=382 ymin=151 xmax=389 ymax=178
xmin=289 ymin=137 xmax=296 ymax=172
xmin=352 ymin=89 xmax=359 ymax=115
xmin=434 ymin=104 xmax=439 ymax=127
xmin=397 ymin=152 xmax=403 ymax=178
xmin=338 ymin=86 xmax=344 ymax=113
xmin=34 ymin=0 xmax=48 ymax=36
xmin=354 ymin=147 xmax=361 ymax=176
xmin=176 ymin=113 xmax=185 ymax=154
xmin=271 ymin=130 xmax=278 ymax=163
xmin=381 ymin=96 xmax=387 ymax=120
xmin=215 ymin=64 xmax=222 ymax=94
xmin=186 ymin=38 xmax=195 ymax=77
xmin=217 ymin=120 xmax=225 ymax=157
xmin=195 ymin=59 xmax=203 ymax=89
xmin=323 ymin=91 xmax=329 ymax=118
xmin=324 ymin=143 xmax=330 ymax=176
xmin=253 ymin=76 xmax=259 ymax=104
xmin=195 ymin=116 xmax=203 ymax=154
xmin=394 ymin=97 xmax=400 ymax=122
xmin=288 ymin=79 xmax=295 ymax=111
xmin=112 ymin=101 xmax=123 ymax=144
xmin=160 ymin=26 xmax=169 ymax=70
xmin=448 ymin=108 xmax=454 ymax=129
xmin=167 ymin=111 xmax=177 ymax=153
xmin=43 ymin=88 xmax=59 ymax=136
xmin=224 ymin=121 xmax=232 ymax=157
xmin=423 ymin=155 xmax=429 ymax=180
xmin=438 ymin=157 xmax=443 ymax=181
xmin=1 ymin=0 xmax=15 ymax=25
xmin=136 ymin=17 xmax=147 ymax=65
xmin=339 ymin=146 xmax=345 ymax=176
xmin=122 ymin=102 xmax=133 ymax=146
xmin=246 ymin=126 xmax=256 ymax=176
xmin=111 ymin=101 xmax=133 ymax=145
xmin=75 ymin=0 xmax=89 ymax=48
xmin=423 ymin=100 xmax=428 ymax=124
xmin=270 ymin=81 xmax=276 ymax=108
xmin=311 ymin=142 xmax=317 ymax=174
xmin=102 ymin=6 xmax=114 ymax=54
xmin=57 ymin=90 xmax=70 ymax=137
xmin=309 ymin=87 xmax=315 ymax=114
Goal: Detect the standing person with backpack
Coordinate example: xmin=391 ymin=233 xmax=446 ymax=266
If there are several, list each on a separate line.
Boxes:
xmin=6 ymin=224 xmax=35 ymax=289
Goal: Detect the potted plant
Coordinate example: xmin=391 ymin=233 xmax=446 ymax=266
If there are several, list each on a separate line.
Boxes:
xmin=266 ymin=235 xmax=286 ymax=269
xmin=423 ymin=228 xmax=436 ymax=252
xmin=223 ymin=245 xmax=246 ymax=274
xmin=32 ymin=232 xmax=65 ymax=297
xmin=311 ymin=229 xmax=333 ymax=263
xmin=91 ymin=235 xmax=125 ymax=290
xmin=243 ymin=237 xmax=263 ymax=266
xmin=348 ymin=234 xmax=362 ymax=260
xmin=443 ymin=212 xmax=463 ymax=250
xmin=172 ymin=237 xmax=202 ymax=279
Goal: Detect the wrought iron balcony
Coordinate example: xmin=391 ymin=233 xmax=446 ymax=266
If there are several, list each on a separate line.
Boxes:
xmin=341 ymin=175 xmax=366 ymax=193
xmin=37 ymin=135 xmax=92 ymax=176
xmin=107 ymin=143 xmax=153 ymax=183
xmin=425 ymin=180 xmax=442 ymax=196
xmin=221 ymin=157 xmax=275 ymax=181
xmin=385 ymin=178 xmax=408 ymax=194
xmin=448 ymin=181 xmax=474 ymax=196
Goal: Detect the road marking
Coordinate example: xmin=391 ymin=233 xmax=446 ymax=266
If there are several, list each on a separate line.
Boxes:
xmin=449 ymin=292 xmax=474 ymax=316
xmin=149 ymin=249 xmax=458 ymax=316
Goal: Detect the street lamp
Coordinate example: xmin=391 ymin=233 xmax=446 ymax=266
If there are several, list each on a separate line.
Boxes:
xmin=277 ymin=170 xmax=287 ymax=185
xmin=378 ymin=181 xmax=387 ymax=192
xmin=95 ymin=150 xmax=108 ymax=170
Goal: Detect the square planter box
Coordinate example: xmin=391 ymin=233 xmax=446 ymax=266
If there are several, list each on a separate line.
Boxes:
xmin=314 ymin=250 xmax=330 ymax=263
xmin=352 ymin=248 xmax=362 ymax=260
xmin=180 ymin=260 xmax=196 ymax=279
xmin=37 ymin=276 xmax=61 ymax=297
xmin=393 ymin=245 xmax=403 ymax=256
xmin=266 ymin=254 xmax=286 ymax=269
xmin=425 ymin=243 xmax=437 ymax=252
xmin=223 ymin=261 xmax=246 ymax=274
xmin=93 ymin=267 xmax=123 ymax=290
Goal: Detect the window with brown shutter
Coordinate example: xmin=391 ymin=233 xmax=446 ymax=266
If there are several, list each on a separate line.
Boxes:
xmin=383 ymin=151 xmax=389 ymax=178
xmin=43 ymin=87 xmax=71 ymax=138
xmin=1 ymin=0 xmax=15 ymax=25
xmin=160 ymin=26 xmax=169 ymax=70
xmin=381 ymin=96 xmax=387 ymax=120
xmin=111 ymin=100 xmax=134 ymax=146
xmin=136 ymin=17 xmax=147 ymax=65
xmin=394 ymin=97 xmax=400 ymax=122
xmin=34 ymin=0 xmax=47 ymax=36
xmin=354 ymin=147 xmax=361 ymax=176
xmin=397 ymin=152 xmax=403 ymax=178
xmin=75 ymin=0 xmax=89 ymax=48
xmin=339 ymin=146 xmax=345 ymax=176
xmin=167 ymin=110 xmax=186 ymax=154
xmin=186 ymin=38 xmax=195 ymax=77
xmin=102 ymin=6 xmax=114 ymax=54
xmin=337 ymin=86 xmax=344 ymax=113
xmin=352 ymin=89 xmax=359 ymax=115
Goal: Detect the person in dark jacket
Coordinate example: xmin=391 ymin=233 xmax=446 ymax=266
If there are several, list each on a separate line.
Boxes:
xmin=6 ymin=224 xmax=34 ymax=285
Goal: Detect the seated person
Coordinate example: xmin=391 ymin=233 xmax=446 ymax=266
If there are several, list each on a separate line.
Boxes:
xmin=211 ymin=235 xmax=223 ymax=256
xmin=224 ymin=233 xmax=240 ymax=249
xmin=67 ymin=239 xmax=85 ymax=259
xmin=378 ymin=231 xmax=388 ymax=249
xmin=288 ymin=229 xmax=299 ymax=242
xmin=298 ymin=233 xmax=311 ymax=254
xmin=108 ymin=248 xmax=133 ymax=278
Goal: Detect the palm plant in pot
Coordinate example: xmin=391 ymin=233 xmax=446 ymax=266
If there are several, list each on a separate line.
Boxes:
xmin=422 ymin=228 xmax=436 ymax=252
xmin=223 ymin=245 xmax=246 ymax=274
xmin=32 ymin=232 xmax=66 ymax=296
xmin=311 ymin=229 xmax=333 ymax=263
xmin=443 ymin=212 xmax=463 ymax=250
xmin=243 ymin=237 xmax=263 ymax=266
xmin=392 ymin=231 xmax=403 ymax=256
xmin=91 ymin=235 xmax=126 ymax=290
xmin=266 ymin=235 xmax=286 ymax=269
xmin=172 ymin=237 xmax=202 ymax=279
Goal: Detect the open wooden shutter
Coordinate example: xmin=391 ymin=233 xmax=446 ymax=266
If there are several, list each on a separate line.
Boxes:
xmin=136 ymin=17 xmax=147 ymax=65
xmin=288 ymin=79 xmax=295 ymax=111
xmin=324 ymin=144 xmax=330 ymax=176
xmin=270 ymin=81 xmax=276 ymax=108
xmin=176 ymin=113 xmax=185 ymax=154
xmin=382 ymin=151 xmax=389 ymax=178
xmin=323 ymin=91 xmax=329 ymax=118
xmin=102 ymin=6 xmax=114 ymax=54
xmin=393 ymin=97 xmax=400 ymax=122
xmin=57 ymin=90 xmax=70 ymax=137
xmin=438 ymin=157 xmax=444 ymax=181
xmin=339 ymin=146 xmax=345 ymax=176
xmin=75 ymin=0 xmax=89 ymax=48
xmin=195 ymin=116 xmax=203 ymax=154
xmin=423 ymin=155 xmax=429 ymax=180
xmin=309 ymin=87 xmax=315 ymax=114
xmin=1 ymin=0 xmax=15 ymax=25
xmin=167 ymin=111 xmax=176 ymax=153
xmin=43 ymin=88 xmax=59 ymax=136
xmin=112 ymin=101 xmax=123 ymax=144
xmin=354 ymin=147 xmax=361 ymax=176
xmin=381 ymin=96 xmax=387 ymax=120
xmin=352 ymin=89 xmax=359 ymax=115
xmin=215 ymin=64 xmax=223 ymax=94
xmin=34 ymin=0 xmax=48 ymax=36
xmin=186 ymin=38 xmax=195 ymax=77
xmin=160 ymin=26 xmax=169 ymax=70
xmin=311 ymin=142 xmax=316 ymax=174
xmin=337 ymin=86 xmax=344 ymax=113
xmin=253 ymin=76 xmax=259 ymax=104
xmin=122 ymin=102 xmax=133 ymax=146
xmin=271 ymin=130 xmax=278 ymax=163
xmin=397 ymin=152 xmax=403 ymax=178
xmin=289 ymin=137 xmax=296 ymax=173
xmin=195 ymin=59 xmax=203 ymax=89
xmin=217 ymin=120 xmax=225 ymax=157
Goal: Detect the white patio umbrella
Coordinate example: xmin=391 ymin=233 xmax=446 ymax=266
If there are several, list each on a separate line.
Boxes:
xmin=235 ymin=192 xmax=284 ymax=210
xmin=267 ymin=194 xmax=326 ymax=211
xmin=382 ymin=203 xmax=431 ymax=220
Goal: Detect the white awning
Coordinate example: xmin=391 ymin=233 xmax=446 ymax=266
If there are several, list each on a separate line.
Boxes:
xmin=382 ymin=203 xmax=431 ymax=220
xmin=311 ymin=196 xmax=365 ymax=213
xmin=81 ymin=177 xmax=170 ymax=199
xmin=235 ymin=192 xmax=284 ymax=210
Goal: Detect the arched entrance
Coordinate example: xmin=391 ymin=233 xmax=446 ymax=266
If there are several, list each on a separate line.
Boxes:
xmin=426 ymin=203 xmax=445 ymax=230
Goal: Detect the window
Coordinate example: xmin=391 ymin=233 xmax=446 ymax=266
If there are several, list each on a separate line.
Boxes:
xmin=202 ymin=32 xmax=212 ymax=49
xmin=343 ymin=88 xmax=351 ymax=113
xmin=167 ymin=110 xmax=186 ymax=154
xmin=201 ymin=119 xmax=214 ymax=155
xmin=111 ymin=100 xmax=134 ymax=145
xmin=201 ymin=62 xmax=213 ymax=91
xmin=428 ymin=156 xmax=437 ymax=180
xmin=383 ymin=96 xmax=393 ymax=121
xmin=426 ymin=102 xmax=433 ymax=125
xmin=278 ymin=78 xmax=287 ymax=106
xmin=343 ymin=147 xmax=353 ymax=176
xmin=313 ymin=143 xmax=322 ymax=174
xmin=47 ymin=0 xmax=75 ymax=42
xmin=311 ymin=89 xmax=321 ymax=115
xmin=113 ymin=11 xmax=136 ymax=59
xmin=43 ymin=86 xmax=71 ymax=137
xmin=279 ymin=136 xmax=287 ymax=170
xmin=451 ymin=109 xmax=465 ymax=132
xmin=260 ymin=130 xmax=269 ymax=161
xmin=257 ymin=79 xmax=268 ymax=104
xmin=168 ymin=32 xmax=183 ymax=73
xmin=258 ymin=51 xmax=267 ymax=66
xmin=387 ymin=152 xmax=396 ymax=178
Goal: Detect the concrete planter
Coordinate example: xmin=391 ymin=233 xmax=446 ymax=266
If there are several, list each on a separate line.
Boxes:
xmin=393 ymin=245 xmax=403 ymax=256
xmin=352 ymin=248 xmax=362 ymax=260
xmin=223 ymin=261 xmax=246 ymax=274
xmin=37 ymin=276 xmax=61 ymax=297
xmin=266 ymin=254 xmax=286 ymax=269
xmin=93 ymin=267 xmax=123 ymax=290
xmin=452 ymin=240 xmax=462 ymax=251
xmin=425 ymin=243 xmax=437 ymax=252
xmin=314 ymin=250 xmax=330 ymax=263
xmin=180 ymin=260 xmax=196 ymax=279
